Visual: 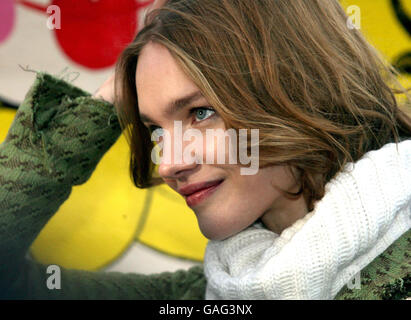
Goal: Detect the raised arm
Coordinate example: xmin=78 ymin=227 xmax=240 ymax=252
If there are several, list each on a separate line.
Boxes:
xmin=0 ymin=73 xmax=205 ymax=299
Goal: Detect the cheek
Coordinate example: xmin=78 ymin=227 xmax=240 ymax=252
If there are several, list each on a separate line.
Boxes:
xmin=194 ymin=167 xmax=281 ymax=240
xmin=201 ymin=130 xmax=237 ymax=165
xmin=234 ymin=174 xmax=276 ymax=203
xmin=229 ymin=167 xmax=291 ymax=213
xmin=202 ymin=134 xmax=218 ymax=164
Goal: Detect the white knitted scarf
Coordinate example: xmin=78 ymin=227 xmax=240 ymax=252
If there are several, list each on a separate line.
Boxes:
xmin=204 ymin=139 xmax=411 ymax=299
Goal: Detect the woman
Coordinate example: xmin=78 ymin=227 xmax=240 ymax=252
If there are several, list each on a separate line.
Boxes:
xmin=0 ymin=0 xmax=410 ymax=299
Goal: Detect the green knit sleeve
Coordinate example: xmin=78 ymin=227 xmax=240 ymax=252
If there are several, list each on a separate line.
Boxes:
xmin=0 ymin=73 xmax=206 ymax=299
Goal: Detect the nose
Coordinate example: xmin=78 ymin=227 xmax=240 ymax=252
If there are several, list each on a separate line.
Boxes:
xmin=158 ymin=160 xmax=198 ymax=180
xmin=157 ymin=130 xmax=200 ymax=180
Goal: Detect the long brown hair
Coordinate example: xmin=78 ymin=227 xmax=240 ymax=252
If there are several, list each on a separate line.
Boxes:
xmin=115 ymin=0 xmax=411 ymax=211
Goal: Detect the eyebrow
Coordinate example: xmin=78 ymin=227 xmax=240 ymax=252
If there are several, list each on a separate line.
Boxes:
xmin=139 ymin=90 xmax=205 ymax=124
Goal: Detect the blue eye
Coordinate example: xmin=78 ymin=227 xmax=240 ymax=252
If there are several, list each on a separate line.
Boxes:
xmin=146 ymin=106 xmax=215 ymax=136
xmin=192 ymin=107 xmax=216 ymax=122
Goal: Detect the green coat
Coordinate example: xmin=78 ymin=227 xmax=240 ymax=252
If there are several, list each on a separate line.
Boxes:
xmin=0 ymin=73 xmax=409 ymax=299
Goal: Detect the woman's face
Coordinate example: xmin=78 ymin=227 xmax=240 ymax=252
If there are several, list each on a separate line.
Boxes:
xmin=136 ymin=42 xmax=307 ymax=240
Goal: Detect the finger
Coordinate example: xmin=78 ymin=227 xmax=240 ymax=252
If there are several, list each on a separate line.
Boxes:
xmin=151 ymin=0 xmax=169 ymax=11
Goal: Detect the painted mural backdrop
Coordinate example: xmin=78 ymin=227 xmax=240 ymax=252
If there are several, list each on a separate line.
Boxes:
xmin=0 ymin=0 xmax=411 ymax=270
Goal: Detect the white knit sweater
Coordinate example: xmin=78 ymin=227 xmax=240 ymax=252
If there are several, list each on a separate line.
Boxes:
xmin=204 ymin=139 xmax=411 ymax=299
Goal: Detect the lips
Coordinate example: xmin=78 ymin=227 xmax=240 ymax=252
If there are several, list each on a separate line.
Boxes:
xmin=178 ymin=179 xmax=224 ymax=207
xmin=178 ymin=179 xmax=224 ymax=197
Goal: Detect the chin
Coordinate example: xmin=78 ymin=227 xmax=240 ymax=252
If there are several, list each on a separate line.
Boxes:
xmin=196 ymin=207 xmax=257 ymax=240
xmin=198 ymin=221 xmax=238 ymax=241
